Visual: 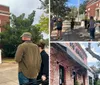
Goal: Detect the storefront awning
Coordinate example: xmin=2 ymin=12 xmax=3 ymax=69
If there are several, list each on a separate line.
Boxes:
xmin=67 ymin=47 xmax=89 ymax=70
xmin=54 ymin=43 xmax=89 ymax=70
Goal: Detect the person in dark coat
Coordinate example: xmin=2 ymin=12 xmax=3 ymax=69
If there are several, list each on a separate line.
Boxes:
xmin=85 ymin=19 xmax=88 ymax=29
xmin=37 ymin=41 xmax=49 ymax=85
xmin=71 ymin=18 xmax=75 ymax=30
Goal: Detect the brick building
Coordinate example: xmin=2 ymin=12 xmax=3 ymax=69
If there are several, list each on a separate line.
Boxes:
xmin=50 ymin=43 xmax=89 ymax=85
xmin=0 ymin=4 xmax=10 ymax=32
xmin=86 ymin=0 xmax=100 ymax=20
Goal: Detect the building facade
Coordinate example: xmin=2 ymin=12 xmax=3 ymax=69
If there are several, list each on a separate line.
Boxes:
xmin=88 ymin=68 xmax=95 ymax=85
xmin=0 ymin=5 xmax=10 ymax=32
xmin=0 ymin=5 xmax=10 ymax=62
xmin=50 ymin=43 xmax=88 ymax=85
xmin=86 ymin=0 xmax=100 ymax=20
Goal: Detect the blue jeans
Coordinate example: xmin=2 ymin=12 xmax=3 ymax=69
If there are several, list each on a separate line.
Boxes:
xmin=18 ymin=72 xmax=37 ymax=85
xmin=90 ymin=28 xmax=95 ymax=40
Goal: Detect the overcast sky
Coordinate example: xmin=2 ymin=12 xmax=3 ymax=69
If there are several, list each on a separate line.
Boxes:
xmin=0 ymin=0 xmax=43 ymax=24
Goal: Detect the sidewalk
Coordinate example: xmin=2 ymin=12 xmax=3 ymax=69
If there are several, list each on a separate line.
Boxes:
xmin=51 ymin=20 xmax=100 ymax=41
xmin=0 ymin=62 xmax=18 ymax=85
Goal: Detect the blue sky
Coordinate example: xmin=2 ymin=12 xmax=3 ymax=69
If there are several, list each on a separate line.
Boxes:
xmin=67 ymin=0 xmax=85 ymax=7
xmin=80 ymin=42 xmax=100 ymax=67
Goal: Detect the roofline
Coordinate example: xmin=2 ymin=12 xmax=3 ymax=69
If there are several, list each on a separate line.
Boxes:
xmin=0 ymin=4 xmax=9 ymax=8
xmin=86 ymin=0 xmax=100 ymax=8
xmin=88 ymin=67 xmax=95 ymax=74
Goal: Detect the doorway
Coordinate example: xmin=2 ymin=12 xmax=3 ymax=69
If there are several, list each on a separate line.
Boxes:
xmin=59 ymin=65 xmax=64 ymax=85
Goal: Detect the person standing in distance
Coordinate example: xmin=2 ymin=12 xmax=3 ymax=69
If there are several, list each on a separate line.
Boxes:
xmin=15 ymin=32 xmax=41 ymax=85
xmin=89 ymin=16 xmax=96 ymax=41
xmin=56 ymin=18 xmax=63 ymax=40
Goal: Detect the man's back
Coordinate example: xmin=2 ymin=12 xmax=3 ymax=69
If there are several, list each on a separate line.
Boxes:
xmin=15 ymin=41 xmax=41 ymax=79
xmin=89 ymin=20 xmax=95 ymax=29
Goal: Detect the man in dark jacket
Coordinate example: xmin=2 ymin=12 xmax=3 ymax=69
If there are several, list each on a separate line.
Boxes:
xmin=71 ymin=18 xmax=75 ymax=30
xmin=37 ymin=42 xmax=49 ymax=85
xmin=15 ymin=32 xmax=41 ymax=85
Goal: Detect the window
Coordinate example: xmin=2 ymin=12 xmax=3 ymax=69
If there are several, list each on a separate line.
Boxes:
xmin=89 ymin=76 xmax=92 ymax=85
xmin=88 ymin=8 xmax=90 ymax=11
xmin=59 ymin=65 xmax=64 ymax=85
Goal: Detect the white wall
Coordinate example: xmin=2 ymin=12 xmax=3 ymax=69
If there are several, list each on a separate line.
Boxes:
xmin=88 ymin=70 xmax=94 ymax=85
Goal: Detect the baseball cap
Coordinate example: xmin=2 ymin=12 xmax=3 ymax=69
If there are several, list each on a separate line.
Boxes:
xmin=21 ymin=32 xmax=32 ymax=38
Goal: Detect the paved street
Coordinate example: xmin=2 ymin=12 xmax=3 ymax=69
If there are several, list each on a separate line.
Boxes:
xmin=0 ymin=62 xmax=18 ymax=85
xmin=51 ymin=20 xmax=100 ymax=41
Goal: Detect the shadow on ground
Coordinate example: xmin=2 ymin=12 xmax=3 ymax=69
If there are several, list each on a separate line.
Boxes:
xmin=51 ymin=27 xmax=100 ymax=41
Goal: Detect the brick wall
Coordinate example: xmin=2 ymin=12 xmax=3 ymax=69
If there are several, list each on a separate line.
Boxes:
xmin=86 ymin=1 xmax=100 ymax=20
xmin=0 ymin=5 xmax=10 ymax=32
xmin=50 ymin=47 xmax=88 ymax=85
xmin=50 ymin=47 xmax=74 ymax=85
xmin=0 ymin=5 xmax=9 ymax=12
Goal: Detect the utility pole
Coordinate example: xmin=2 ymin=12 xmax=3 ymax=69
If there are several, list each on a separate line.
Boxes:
xmin=78 ymin=0 xmax=80 ymax=22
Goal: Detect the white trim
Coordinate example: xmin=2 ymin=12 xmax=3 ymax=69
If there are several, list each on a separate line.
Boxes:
xmin=88 ymin=8 xmax=90 ymax=11
xmin=0 ymin=10 xmax=10 ymax=15
xmin=0 ymin=10 xmax=9 ymax=13
xmin=87 ymin=0 xmax=100 ymax=8
xmin=0 ymin=13 xmax=10 ymax=16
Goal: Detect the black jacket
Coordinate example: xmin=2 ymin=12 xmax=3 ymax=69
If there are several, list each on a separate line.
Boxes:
xmin=37 ymin=50 xmax=49 ymax=79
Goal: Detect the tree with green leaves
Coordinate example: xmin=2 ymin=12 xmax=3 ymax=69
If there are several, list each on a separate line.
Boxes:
xmin=39 ymin=0 xmax=49 ymax=13
xmin=39 ymin=0 xmax=49 ymax=47
xmin=79 ymin=0 xmax=88 ymax=14
xmin=51 ymin=0 xmax=70 ymax=18
xmin=37 ymin=14 xmax=49 ymax=34
xmin=67 ymin=6 xmax=78 ymax=19
xmin=0 ymin=11 xmax=43 ymax=57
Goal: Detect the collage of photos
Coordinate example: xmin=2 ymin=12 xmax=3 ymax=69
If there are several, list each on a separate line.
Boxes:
xmin=0 ymin=0 xmax=100 ymax=85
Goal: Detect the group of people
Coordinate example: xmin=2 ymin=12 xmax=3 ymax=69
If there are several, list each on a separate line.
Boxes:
xmin=50 ymin=16 xmax=75 ymax=40
xmin=50 ymin=16 xmax=63 ymax=40
xmin=71 ymin=16 xmax=97 ymax=41
xmin=51 ymin=15 xmax=98 ymax=41
xmin=15 ymin=32 xmax=49 ymax=85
